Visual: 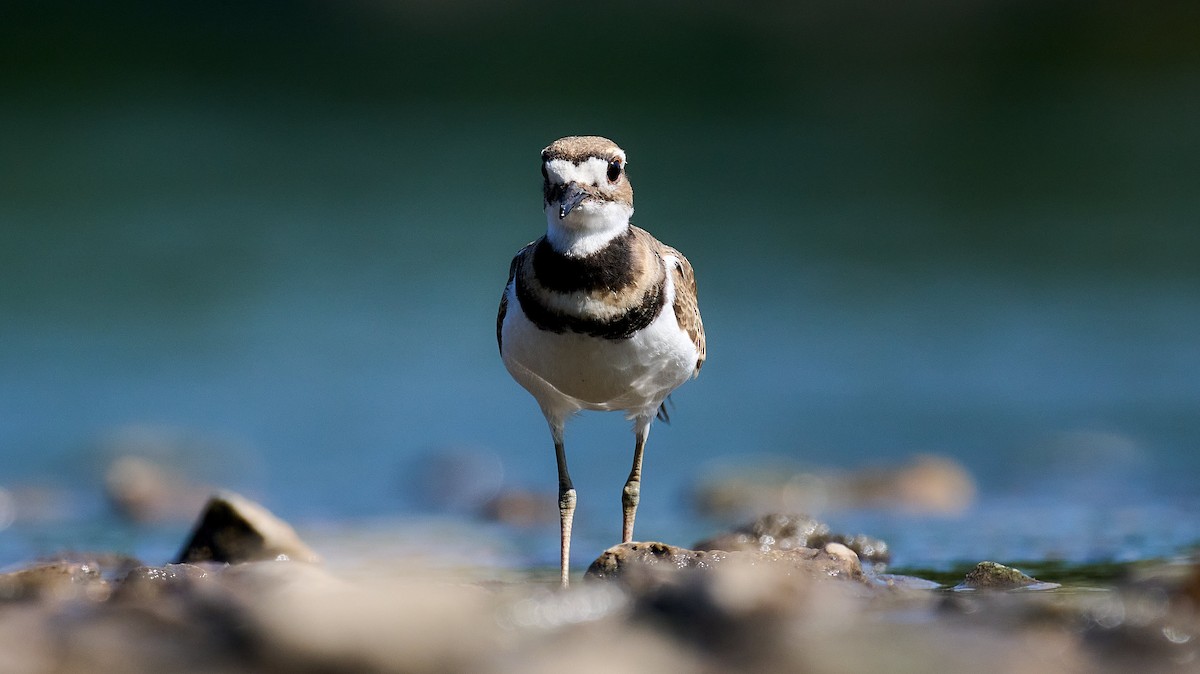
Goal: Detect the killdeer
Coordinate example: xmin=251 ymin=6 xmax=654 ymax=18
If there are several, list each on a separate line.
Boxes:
xmin=497 ymin=136 xmax=706 ymax=587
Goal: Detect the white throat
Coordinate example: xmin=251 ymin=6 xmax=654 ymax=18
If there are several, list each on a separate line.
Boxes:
xmin=545 ymin=202 xmax=633 ymax=257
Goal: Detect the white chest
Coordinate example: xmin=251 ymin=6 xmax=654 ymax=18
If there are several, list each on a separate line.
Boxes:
xmin=501 ymin=278 xmax=698 ymax=422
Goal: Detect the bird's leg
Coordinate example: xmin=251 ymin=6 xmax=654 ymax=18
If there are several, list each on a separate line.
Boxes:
xmin=622 ymin=416 xmax=652 ymax=544
xmin=552 ymin=423 xmax=576 ymax=588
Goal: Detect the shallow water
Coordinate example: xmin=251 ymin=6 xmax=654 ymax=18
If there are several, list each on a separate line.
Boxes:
xmin=2 ymin=2 xmax=1198 ymax=570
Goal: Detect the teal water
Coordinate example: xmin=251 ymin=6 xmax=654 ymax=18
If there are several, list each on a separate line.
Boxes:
xmin=2 ymin=1 xmax=1198 ymax=568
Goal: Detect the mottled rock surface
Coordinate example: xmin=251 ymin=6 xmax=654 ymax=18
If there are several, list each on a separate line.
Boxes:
xmin=693 ymin=512 xmax=891 ymax=565
xmin=586 ymin=540 xmax=867 ymax=587
xmin=957 ymin=561 xmax=1056 ymax=590
xmin=586 ymin=542 xmax=729 ymax=581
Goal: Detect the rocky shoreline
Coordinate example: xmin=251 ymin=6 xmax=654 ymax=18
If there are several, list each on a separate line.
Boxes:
xmin=1 ymin=493 xmax=1198 ymax=673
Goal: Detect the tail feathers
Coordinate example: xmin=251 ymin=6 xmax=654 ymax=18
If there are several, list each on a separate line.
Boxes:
xmin=656 ymin=396 xmax=675 ymax=424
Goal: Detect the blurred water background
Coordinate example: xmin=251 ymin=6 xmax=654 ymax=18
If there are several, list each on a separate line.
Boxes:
xmin=1 ymin=0 xmax=1197 ymax=571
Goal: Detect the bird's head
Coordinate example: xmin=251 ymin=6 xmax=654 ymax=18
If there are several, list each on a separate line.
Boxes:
xmin=541 ymin=136 xmax=634 ymax=256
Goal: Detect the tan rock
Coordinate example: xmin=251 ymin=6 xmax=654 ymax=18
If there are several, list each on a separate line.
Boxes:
xmin=694 ymin=453 xmax=976 ymax=518
xmin=0 ymin=559 xmax=116 ymax=604
xmin=214 ymin=561 xmax=499 ymax=673
xmin=104 ymin=455 xmax=211 ymax=524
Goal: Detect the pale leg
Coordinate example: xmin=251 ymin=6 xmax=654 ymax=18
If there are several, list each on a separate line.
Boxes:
xmin=552 ymin=422 xmax=576 ymax=588
xmin=622 ymin=416 xmax=652 ymax=544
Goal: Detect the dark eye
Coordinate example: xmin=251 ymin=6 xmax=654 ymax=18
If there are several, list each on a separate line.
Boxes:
xmin=606 ymin=159 xmax=622 ymax=183
xmin=541 ymin=163 xmax=549 ymax=181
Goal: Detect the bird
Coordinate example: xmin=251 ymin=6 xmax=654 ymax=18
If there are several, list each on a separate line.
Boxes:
xmin=497 ymin=135 xmax=705 ymax=587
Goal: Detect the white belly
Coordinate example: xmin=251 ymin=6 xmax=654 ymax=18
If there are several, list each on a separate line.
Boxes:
xmin=501 ymin=282 xmax=698 ymax=424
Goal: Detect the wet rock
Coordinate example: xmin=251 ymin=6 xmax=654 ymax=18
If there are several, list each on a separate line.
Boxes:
xmin=0 ymin=553 xmax=140 ymax=603
xmin=693 ymin=513 xmax=891 ymax=566
xmin=582 ymin=545 xmax=886 ymax=672
xmin=957 ymin=561 xmax=1055 ymax=590
xmin=585 ymin=540 xmax=866 ymax=588
xmin=113 ymin=564 xmax=212 ymax=604
xmin=586 ymin=542 xmax=729 ymax=582
xmin=176 ymin=491 xmax=320 ymax=564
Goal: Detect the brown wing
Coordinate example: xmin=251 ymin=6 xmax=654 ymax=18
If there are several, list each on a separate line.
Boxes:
xmin=660 ymin=241 xmax=706 ymax=376
xmin=497 ymin=241 xmax=535 ymax=353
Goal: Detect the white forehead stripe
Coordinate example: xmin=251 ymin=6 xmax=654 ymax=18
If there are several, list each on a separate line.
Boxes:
xmin=545 ymin=156 xmax=623 ymax=186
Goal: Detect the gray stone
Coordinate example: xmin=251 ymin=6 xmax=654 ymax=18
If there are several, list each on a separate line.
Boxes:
xmin=957 ymin=561 xmax=1054 ymax=590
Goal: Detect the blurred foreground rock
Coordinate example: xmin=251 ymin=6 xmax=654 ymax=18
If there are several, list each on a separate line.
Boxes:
xmin=176 ymin=491 xmax=320 ymax=564
xmin=695 ymin=453 xmax=976 ymax=518
xmin=0 ymin=564 xmax=1190 ymax=673
xmin=2 ymin=494 xmax=1200 ymax=673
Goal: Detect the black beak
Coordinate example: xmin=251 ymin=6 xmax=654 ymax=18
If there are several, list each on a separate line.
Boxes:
xmin=558 ymin=182 xmax=589 ymax=219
